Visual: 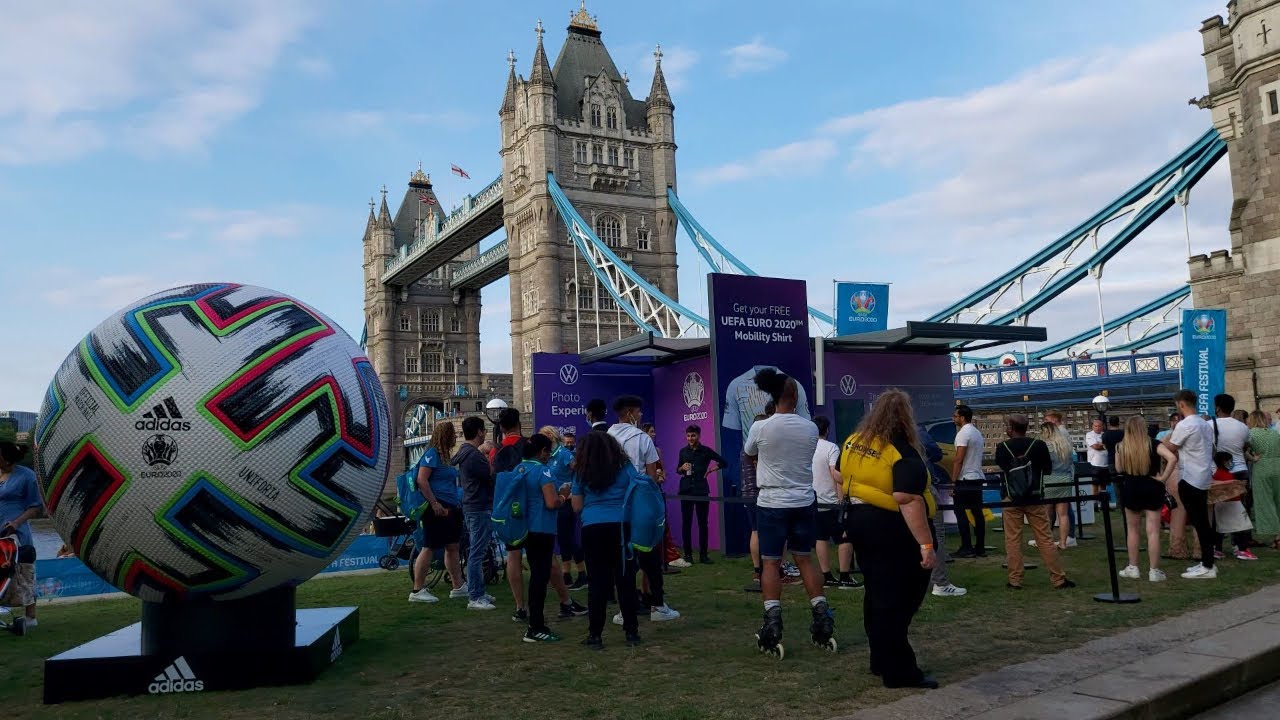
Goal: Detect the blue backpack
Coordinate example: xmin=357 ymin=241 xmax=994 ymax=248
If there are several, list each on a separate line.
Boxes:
xmin=395 ymin=469 xmax=428 ymax=522
xmin=492 ymin=464 xmax=533 ymax=548
xmin=622 ymin=466 xmax=666 ymax=554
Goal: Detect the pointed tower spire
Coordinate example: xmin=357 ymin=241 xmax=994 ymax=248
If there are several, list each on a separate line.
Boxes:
xmin=501 ymin=49 xmax=518 ymax=115
xmin=363 ymin=198 xmax=376 ymax=241
xmin=529 ymin=19 xmax=555 ymax=87
xmin=377 ymin=184 xmax=393 ymax=228
xmin=647 ymin=43 xmax=673 ymax=109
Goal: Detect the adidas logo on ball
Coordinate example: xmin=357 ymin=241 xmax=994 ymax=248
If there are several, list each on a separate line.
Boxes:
xmin=134 ymin=396 xmax=192 ymax=432
xmin=148 ymin=656 xmax=204 ymax=694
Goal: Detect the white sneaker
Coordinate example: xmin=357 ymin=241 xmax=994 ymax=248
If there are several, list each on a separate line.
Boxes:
xmin=408 ymin=588 xmax=439 ymax=603
xmin=1149 ymin=568 xmax=1167 ymax=582
xmin=467 ymin=598 xmax=497 ymax=610
xmin=1064 ymin=537 xmax=1078 ymax=548
xmin=1118 ymin=565 xmax=1140 ymax=579
xmin=1027 ymin=539 xmax=1038 ymax=547
xmin=612 ymin=612 xmax=625 ymax=626
xmin=23 ymin=617 xmax=36 ymax=628
xmin=932 ymin=583 xmax=967 ymax=597
xmin=1181 ymin=563 xmax=1217 ymax=580
xmin=669 ymin=558 xmax=692 ymax=568
xmin=448 ymin=587 xmax=468 ymax=599
xmin=650 ymin=604 xmax=681 ymax=621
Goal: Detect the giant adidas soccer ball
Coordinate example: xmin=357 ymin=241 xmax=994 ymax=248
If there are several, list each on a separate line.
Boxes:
xmin=33 ymin=283 xmax=389 ymax=602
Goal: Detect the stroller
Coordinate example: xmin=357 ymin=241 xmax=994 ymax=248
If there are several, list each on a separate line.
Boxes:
xmin=373 ymin=496 xmax=416 ymax=572
xmin=0 ymin=531 xmax=32 ymax=636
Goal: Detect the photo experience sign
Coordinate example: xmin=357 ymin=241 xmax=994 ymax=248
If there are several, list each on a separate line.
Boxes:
xmin=834 ymin=281 xmax=890 ymax=336
xmin=531 ymin=353 xmax=653 ymax=438
xmin=1180 ymin=308 xmax=1227 ymax=417
xmin=709 ymin=274 xmax=812 ymax=555
xmin=651 ymin=356 xmax=722 ymax=551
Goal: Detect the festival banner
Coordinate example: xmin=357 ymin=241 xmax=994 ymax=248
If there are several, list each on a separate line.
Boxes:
xmin=709 ymin=274 xmax=812 ymax=554
xmin=834 ymin=281 xmax=890 ymax=336
xmin=1180 ymin=308 xmax=1227 ymax=417
xmin=651 ymin=356 xmax=722 ymax=551
xmin=531 ymin=352 xmax=654 ymax=439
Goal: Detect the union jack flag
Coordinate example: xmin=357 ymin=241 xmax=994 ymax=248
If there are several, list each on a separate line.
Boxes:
xmin=418 ymin=193 xmax=435 ymax=205
xmin=450 ymin=164 xmax=470 ymax=179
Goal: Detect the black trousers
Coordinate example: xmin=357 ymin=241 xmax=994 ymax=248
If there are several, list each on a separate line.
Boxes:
xmin=637 ymin=546 xmax=665 ymax=607
xmin=953 ymin=480 xmax=985 ymax=551
xmin=681 ymin=498 xmax=710 ymax=558
xmin=1179 ymin=481 xmax=1216 ymax=569
xmin=582 ymin=523 xmax=639 ymax=636
xmin=845 ymin=504 xmax=931 ymax=687
xmin=525 ymin=532 xmax=556 ymax=631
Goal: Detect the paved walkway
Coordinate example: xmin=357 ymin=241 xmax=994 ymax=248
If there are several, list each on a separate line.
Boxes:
xmin=835 ymin=584 xmax=1280 ymax=720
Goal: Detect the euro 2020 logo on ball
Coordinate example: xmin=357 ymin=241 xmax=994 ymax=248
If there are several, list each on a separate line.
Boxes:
xmin=851 ymin=290 xmax=876 ymax=315
xmin=682 ymin=371 xmax=705 ymax=409
xmin=1194 ymin=313 xmax=1215 ymax=334
xmin=33 ymin=283 xmax=390 ymax=603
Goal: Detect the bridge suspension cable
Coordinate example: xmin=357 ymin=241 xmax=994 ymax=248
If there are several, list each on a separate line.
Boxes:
xmin=927 ymin=129 xmax=1226 ymax=327
xmin=546 ymin=173 xmax=708 ymax=337
xmin=667 ymin=189 xmax=835 ymax=334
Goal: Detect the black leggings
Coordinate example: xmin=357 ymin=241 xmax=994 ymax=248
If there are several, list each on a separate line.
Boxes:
xmin=582 ymin=523 xmax=640 ymax=636
xmin=953 ymin=481 xmax=985 ymax=551
xmin=1179 ymin=481 xmax=1216 ymax=569
xmin=681 ymin=499 xmax=710 ymax=558
xmin=525 ymin=532 xmax=556 ymax=631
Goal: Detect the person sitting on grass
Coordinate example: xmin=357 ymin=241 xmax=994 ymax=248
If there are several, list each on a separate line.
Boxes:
xmin=994 ymin=414 xmax=1075 ymax=591
xmin=1115 ymin=416 xmax=1178 ymax=583
xmin=1212 ymin=451 xmax=1257 ymax=562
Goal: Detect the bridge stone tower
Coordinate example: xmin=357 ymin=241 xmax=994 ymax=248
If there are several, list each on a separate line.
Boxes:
xmin=362 ymin=168 xmax=484 ymax=465
xmin=501 ymin=6 xmax=680 ymax=412
xmin=1194 ymin=0 xmax=1280 ymax=408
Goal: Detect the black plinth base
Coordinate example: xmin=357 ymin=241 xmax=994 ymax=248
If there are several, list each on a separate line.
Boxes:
xmin=1093 ymin=592 xmax=1142 ymax=604
xmin=43 ymin=606 xmax=358 ymax=704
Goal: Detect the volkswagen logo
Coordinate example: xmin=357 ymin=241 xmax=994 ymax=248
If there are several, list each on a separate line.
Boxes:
xmin=559 ymin=364 xmax=579 ymax=385
xmin=682 ymin=371 xmax=705 ymax=409
xmin=839 ymin=374 xmax=857 ymax=396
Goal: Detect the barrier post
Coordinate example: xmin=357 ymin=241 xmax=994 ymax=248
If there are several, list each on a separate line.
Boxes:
xmin=1093 ymin=492 xmax=1140 ymax=604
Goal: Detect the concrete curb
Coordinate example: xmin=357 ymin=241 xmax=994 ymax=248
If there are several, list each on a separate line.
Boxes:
xmin=836 ymin=583 xmax=1280 ymax=720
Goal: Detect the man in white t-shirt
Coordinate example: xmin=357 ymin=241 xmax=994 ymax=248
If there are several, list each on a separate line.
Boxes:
xmin=1212 ymin=393 xmax=1252 ymax=479
xmin=1164 ymin=389 xmax=1217 ymax=579
xmin=607 ymin=395 xmax=680 ymax=620
xmin=1085 ymin=418 xmax=1108 ymax=496
xmin=743 ymin=370 xmax=829 ymax=652
xmin=810 ymin=416 xmax=855 ymax=588
xmin=722 ymin=364 xmax=811 ymax=438
xmin=951 ymin=405 xmax=987 ymax=558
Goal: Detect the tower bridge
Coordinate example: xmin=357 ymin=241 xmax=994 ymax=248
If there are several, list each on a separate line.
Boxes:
xmin=362 ymin=1 xmax=1280 ymax=462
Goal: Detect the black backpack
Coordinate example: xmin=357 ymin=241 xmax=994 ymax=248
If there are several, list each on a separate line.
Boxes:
xmin=492 ymin=436 xmax=529 ymax=475
xmin=1001 ymin=440 xmax=1043 ymax=501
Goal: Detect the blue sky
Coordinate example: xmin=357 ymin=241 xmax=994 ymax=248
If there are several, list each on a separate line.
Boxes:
xmin=0 ymin=0 xmax=1233 ymax=410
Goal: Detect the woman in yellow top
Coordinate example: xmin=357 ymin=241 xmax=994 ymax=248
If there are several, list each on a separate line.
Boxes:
xmin=839 ymin=389 xmax=939 ymax=690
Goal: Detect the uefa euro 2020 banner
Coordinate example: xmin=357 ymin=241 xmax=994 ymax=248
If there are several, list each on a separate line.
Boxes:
xmin=1180 ymin=308 xmax=1226 ymax=417
xmin=834 ymin=281 xmax=890 ymax=336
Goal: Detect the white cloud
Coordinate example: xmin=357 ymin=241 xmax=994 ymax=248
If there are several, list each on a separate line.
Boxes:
xmin=0 ymin=1 xmax=310 ymax=164
xmin=295 ymin=56 xmax=332 ymax=77
xmin=630 ymin=46 xmax=700 ymax=95
xmin=692 ymin=138 xmax=837 ymax=185
xmin=179 ymin=206 xmax=311 ymax=254
xmin=39 ymin=271 xmax=162 ymax=310
xmin=724 ymin=37 xmax=787 ymax=76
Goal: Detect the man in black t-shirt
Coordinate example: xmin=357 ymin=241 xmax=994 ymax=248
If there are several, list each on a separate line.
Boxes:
xmin=676 ymin=425 xmax=728 ymax=564
xmin=995 ymin=414 xmax=1074 ymax=591
xmin=1101 ymin=416 xmax=1125 ymax=475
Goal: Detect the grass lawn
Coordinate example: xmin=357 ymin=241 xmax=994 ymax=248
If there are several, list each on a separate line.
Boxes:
xmin=5 ymin=533 xmax=1280 ymax=720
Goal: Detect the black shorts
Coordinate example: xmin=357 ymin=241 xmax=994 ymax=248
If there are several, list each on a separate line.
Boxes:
xmin=1119 ymin=476 xmax=1165 ymax=513
xmin=420 ymin=504 xmax=464 ymax=550
xmin=816 ymin=504 xmax=843 ymax=543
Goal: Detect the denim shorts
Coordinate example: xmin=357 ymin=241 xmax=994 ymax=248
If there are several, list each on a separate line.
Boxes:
xmin=756 ymin=502 xmax=817 ymax=560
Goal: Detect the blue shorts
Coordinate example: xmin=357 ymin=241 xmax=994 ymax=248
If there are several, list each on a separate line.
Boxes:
xmin=756 ymin=503 xmax=817 ymax=561
xmin=745 ymin=500 xmax=758 ymax=531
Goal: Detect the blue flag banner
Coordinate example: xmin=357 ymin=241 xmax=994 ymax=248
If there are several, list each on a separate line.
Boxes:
xmin=1180 ymin=308 xmax=1226 ymax=417
xmin=835 ymin=282 xmax=890 ymax=336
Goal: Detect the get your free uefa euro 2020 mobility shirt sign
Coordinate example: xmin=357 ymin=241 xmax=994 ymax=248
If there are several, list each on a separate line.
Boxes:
xmin=709 ymin=273 xmax=813 ymax=442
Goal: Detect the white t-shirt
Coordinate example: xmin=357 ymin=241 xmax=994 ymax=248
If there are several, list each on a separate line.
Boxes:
xmin=811 ymin=438 xmax=840 ymax=505
xmin=1168 ymin=414 xmax=1214 ymax=490
xmin=954 ymin=423 xmax=986 ymax=480
xmin=744 ymin=412 xmax=818 ymax=509
xmin=722 ymin=365 xmax=811 ymax=436
xmin=1085 ymin=430 xmax=1108 ymax=468
xmin=608 ymin=423 xmax=659 ymax=473
xmin=1211 ymin=416 xmax=1250 ymax=473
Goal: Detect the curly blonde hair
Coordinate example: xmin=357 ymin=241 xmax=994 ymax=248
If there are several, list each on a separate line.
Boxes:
xmin=851 ymin=389 xmax=921 ymax=456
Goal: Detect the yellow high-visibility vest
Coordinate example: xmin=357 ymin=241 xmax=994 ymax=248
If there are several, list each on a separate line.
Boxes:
xmin=838 ymin=433 xmax=936 ymax=517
